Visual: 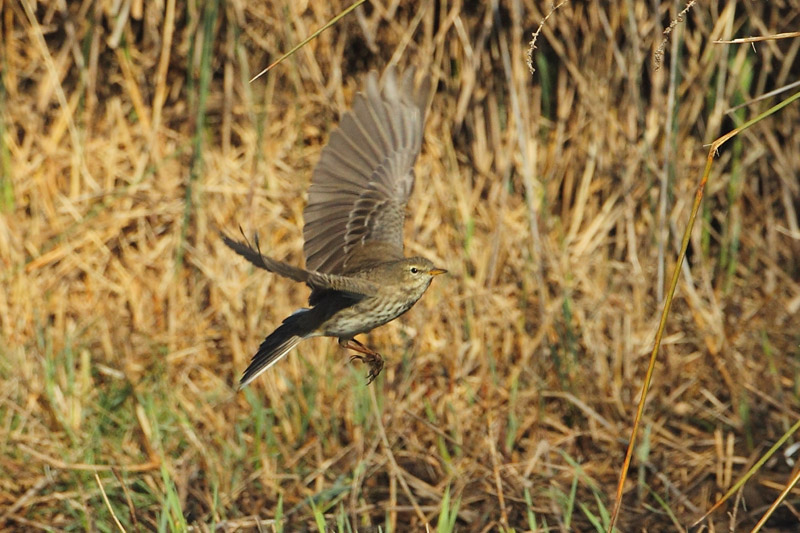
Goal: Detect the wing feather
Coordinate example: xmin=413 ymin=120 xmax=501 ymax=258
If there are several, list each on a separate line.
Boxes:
xmin=303 ymin=67 xmax=430 ymax=274
xmin=220 ymin=232 xmax=379 ymax=297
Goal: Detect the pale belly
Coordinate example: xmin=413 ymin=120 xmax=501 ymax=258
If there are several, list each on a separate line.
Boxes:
xmin=319 ymin=296 xmax=418 ymax=338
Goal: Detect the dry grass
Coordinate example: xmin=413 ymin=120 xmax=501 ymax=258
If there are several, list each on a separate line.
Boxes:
xmin=2 ymin=1 xmax=800 ymax=531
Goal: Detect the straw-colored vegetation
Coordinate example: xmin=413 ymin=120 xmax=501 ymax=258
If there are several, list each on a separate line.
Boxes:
xmin=2 ymin=1 xmax=799 ymax=531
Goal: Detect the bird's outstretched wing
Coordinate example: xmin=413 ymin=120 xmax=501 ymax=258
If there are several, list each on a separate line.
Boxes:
xmin=303 ymin=67 xmax=431 ymax=274
xmin=220 ymin=231 xmax=380 ymax=297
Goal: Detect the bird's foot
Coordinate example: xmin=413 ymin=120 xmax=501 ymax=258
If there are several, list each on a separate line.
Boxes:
xmin=350 ymin=352 xmax=384 ymax=384
xmin=341 ymin=339 xmax=384 ymax=385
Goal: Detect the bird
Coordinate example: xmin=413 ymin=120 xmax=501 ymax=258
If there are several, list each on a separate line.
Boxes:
xmin=222 ymin=67 xmax=446 ymax=388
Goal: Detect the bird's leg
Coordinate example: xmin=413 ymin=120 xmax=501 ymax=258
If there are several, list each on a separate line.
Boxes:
xmin=339 ymin=338 xmax=384 ymax=384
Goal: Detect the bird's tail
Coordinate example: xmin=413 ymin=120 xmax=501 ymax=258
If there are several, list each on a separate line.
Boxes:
xmin=238 ymin=309 xmax=315 ymax=389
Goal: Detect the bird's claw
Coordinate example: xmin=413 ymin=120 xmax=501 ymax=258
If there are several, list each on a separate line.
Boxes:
xmin=349 ymin=352 xmax=384 ymax=385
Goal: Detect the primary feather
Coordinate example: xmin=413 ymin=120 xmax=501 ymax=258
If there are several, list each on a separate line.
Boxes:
xmin=303 ymin=67 xmax=430 ymax=274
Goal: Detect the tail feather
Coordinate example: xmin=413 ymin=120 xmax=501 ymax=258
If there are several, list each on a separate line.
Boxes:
xmin=238 ymin=310 xmax=313 ymax=389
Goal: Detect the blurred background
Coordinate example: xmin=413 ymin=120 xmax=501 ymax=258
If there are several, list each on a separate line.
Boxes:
xmin=2 ymin=0 xmax=799 ymax=530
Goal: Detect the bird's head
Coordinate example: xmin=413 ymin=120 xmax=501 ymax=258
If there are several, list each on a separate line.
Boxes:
xmin=390 ymin=257 xmax=447 ymax=294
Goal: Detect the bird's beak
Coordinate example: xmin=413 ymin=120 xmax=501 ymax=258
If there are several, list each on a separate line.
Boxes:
xmin=429 ymin=268 xmax=447 ymax=276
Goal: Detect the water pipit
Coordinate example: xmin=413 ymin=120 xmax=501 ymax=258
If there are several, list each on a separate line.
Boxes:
xmin=222 ymin=67 xmax=445 ymax=388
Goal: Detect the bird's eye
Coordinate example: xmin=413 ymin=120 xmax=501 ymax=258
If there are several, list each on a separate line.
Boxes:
xmin=410 ymin=267 xmax=419 ymax=274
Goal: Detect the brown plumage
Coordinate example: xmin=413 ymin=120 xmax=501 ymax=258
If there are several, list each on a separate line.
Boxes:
xmin=223 ymin=67 xmax=445 ymax=388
